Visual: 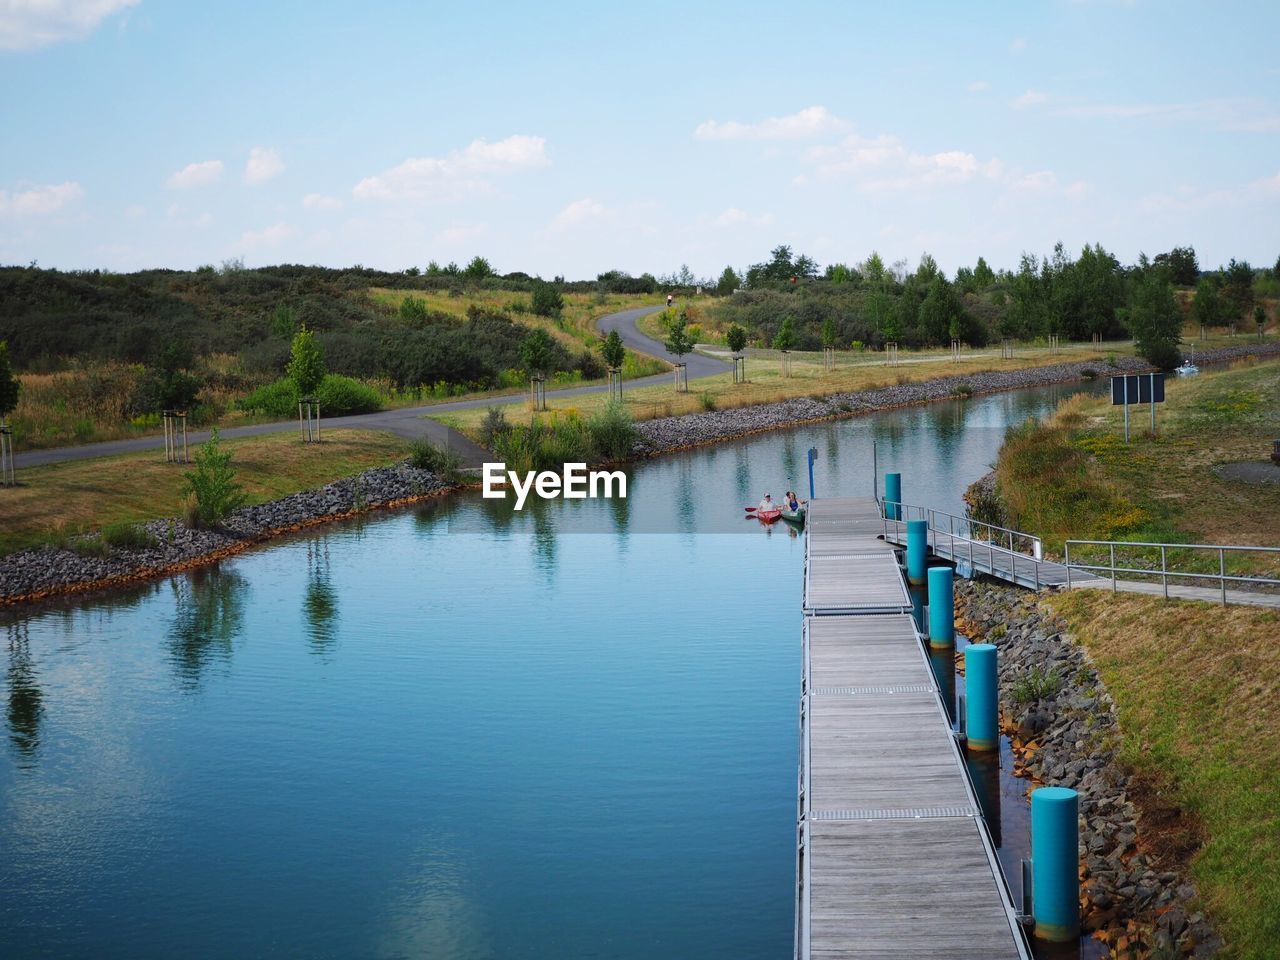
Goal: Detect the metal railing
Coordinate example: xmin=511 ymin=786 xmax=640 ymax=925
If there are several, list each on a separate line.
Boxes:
xmin=881 ymin=500 xmax=1045 ymax=589
xmin=1064 ymin=539 xmax=1280 ymax=606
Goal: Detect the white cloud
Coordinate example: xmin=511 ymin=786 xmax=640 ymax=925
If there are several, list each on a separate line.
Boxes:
xmin=244 ymin=147 xmax=284 ymax=184
xmin=167 ymin=160 xmax=223 ymax=189
xmin=0 ymin=0 xmax=138 ymax=51
xmin=967 ymin=80 xmax=990 ymax=93
xmin=1012 ymin=90 xmax=1049 ymax=110
xmin=0 ymin=180 xmax=83 ymax=216
xmin=1011 ymin=170 xmax=1058 ymax=192
xmin=693 ymin=105 xmax=848 ymax=142
xmin=710 ymin=207 xmax=773 ymax=228
xmin=239 ymin=222 xmax=294 ymax=248
xmin=553 ymin=197 xmax=611 ymax=230
xmin=302 ymin=192 xmax=343 ymax=211
xmin=353 ymin=134 xmax=549 ymax=202
xmin=806 ymin=133 xmax=1004 ymax=193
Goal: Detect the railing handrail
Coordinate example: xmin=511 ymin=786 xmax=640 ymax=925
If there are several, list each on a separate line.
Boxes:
xmin=882 ymin=498 xmax=1043 ymax=556
xmin=1065 ymin=538 xmax=1280 ymax=554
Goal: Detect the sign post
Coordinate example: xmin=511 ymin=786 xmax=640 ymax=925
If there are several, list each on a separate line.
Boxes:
xmin=1111 ymin=373 xmax=1165 ymax=442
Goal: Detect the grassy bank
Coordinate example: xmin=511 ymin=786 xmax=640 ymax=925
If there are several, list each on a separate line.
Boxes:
xmin=989 ymin=358 xmax=1280 ymax=573
xmin=0 ymin=429 xmax=407 ymax=556
xmin=1045 ymin=590 xmax=1280 ymax=958
xmin=431 ymin=340 xmax=1123 ymax=436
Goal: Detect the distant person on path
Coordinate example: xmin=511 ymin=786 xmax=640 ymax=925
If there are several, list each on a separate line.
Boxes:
xmin=666 ymin=293 xmax=673 ymax=308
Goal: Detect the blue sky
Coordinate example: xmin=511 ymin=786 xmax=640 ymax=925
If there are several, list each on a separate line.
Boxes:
xmin=1 ymin=0 xmax=1277 ymax=278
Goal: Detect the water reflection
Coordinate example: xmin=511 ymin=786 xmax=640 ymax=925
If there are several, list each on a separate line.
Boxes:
xmin=6 ymin=621 xmax=41 ymax=761
xmin=966 ymin=750 xmax=1003 ymax=848
xmin=304 ymin=539 xmax=339 ymax=656
xmin=167 ymin=566 xmax=248 ymax=689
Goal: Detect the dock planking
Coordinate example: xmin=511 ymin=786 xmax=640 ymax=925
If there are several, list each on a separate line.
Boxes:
xmin=796 ymin=497 xmax=1029 ymax=960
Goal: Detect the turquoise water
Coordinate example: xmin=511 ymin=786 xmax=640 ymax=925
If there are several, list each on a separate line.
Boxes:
xmin=0 ymin=381 xmax=1103 ymax=959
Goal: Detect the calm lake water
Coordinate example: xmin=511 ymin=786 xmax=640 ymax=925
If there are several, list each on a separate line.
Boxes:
xmin=1 ymin=380 xmax=1104 ymax=959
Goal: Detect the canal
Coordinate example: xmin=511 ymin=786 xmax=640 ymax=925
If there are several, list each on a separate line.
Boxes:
xmin=0 ymin=379 xmax=1105 ymax=959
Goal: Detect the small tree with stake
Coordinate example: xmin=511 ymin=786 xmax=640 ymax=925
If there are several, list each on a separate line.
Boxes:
xmin=0 ymin=341 xmax=20 ymax=486
xmin=664 ymin=311 xmax=695 ymax=392
xmin=821 ymin=316 xmax=837 ymax=371
xmin=773 ymin=316 xmax=797 ymax=377
xmin=522 ymin=328 xmax=554 ymax=410
xmin=726 ymin=323 xmax=748 ymax=384
xmin=600 ymin=329 xmax=626 ymax=400
xmin=288 ymin=326 xmax=326 ymax=442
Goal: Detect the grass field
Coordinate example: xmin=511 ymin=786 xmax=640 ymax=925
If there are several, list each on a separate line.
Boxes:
xmin=429 ymin=339 xmax=1124 ymax=435
xmin=0 ymin=429 xmax=408 ymax=556
xmin=1046 ymin=590 xmax=1280 ymax=959
xmin=992 ymin=358 xmax=1280 ymax=572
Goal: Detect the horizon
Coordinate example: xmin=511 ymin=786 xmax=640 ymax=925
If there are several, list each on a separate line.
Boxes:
xmin=2 ymin=0 xmax=1278 ymax=277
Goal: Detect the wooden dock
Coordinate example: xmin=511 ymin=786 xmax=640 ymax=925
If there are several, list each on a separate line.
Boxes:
xmin=797 ymin=498 xmax=1029 ymax=960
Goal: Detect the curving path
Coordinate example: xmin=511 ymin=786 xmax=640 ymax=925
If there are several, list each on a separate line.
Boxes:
xmin=14 ymin=303 xmax=728 ymax=470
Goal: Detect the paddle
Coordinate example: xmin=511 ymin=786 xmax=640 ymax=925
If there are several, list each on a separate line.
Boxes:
xmin=744 ymin=506 xmax=757 ymax=512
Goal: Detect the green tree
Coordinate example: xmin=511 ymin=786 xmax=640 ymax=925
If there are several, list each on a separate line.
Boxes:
xmin=182 ymin=429 xmax=247 ymax=528
xmin=973 ymin=256 xmax=996 ymax=289
xmin=399 ymin=296 xmax=430 ymax=324
xmin=821 ymin=316 xmax=837 ymax=349
xmin=715 ymin=266 xmax=740 ymax=296
xmin=1221 ymin=258 xmax=1255 ymax=321
xmin=288 ymin=326 xmax=326 ymax=397
xmin=1191 ymin=277 xmax=1227 ymax=329
xmin=664 ymin=312 xmax=696 ymax=359
xmin=772 ymin=316 xmax=797 ymax=352
xmin=1128 ymin=266 xmax=1182 ymax=369
xmin=600 ymin=329 xmax=625 ymax=370
xmin=861 ymin=252 xmax=888 ymax=287
xmin=146 ymin=342 xmax=202 ymax=412
xmin=1160 ymin=245 xmax=1200 ymax=286
xmin=530 ymin=280 xmax=564 ymax=317
xmin=0 ymin=340 xmax=22 ymax=423
xmin=726 ymin=323 xmax=747 ymax=354
xmin=826 ymin=263 xmax=855 ymax=284
xmin=520 ymin=328 xmax=555 ymax=375
xmin=464 ymin=255 xmax=493 ymax=282
xmin=1255 ymin=304 xmax=1267 ymax=330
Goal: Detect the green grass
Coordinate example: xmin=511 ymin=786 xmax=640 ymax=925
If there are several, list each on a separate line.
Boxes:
xmin=1046 ymin=591 xmax=1280 ymax=959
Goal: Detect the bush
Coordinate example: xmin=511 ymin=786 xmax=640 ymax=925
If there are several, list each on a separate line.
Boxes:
xmin=531 ymin=280 xmax=564 ymax=317
xmin=480 ymin=406 xmax=510 ymax=447
xmin=407 ymin=438 xmax=462 ymax=479
xmin=585 ymin=402 xmax=637 ymax=460
xmin=240 ymin=374 xmax=382 ymax=418
xmin=183 ymin=429 xmax=246 ymax=528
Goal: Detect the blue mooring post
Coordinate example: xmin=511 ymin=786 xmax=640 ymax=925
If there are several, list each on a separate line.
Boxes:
xmin=807 ymin=447 xmax=817 ymax=500
xmin=1031 ymin=786 xmax=1081 ymax=943
xmin=927 ymin=566 xmax=954 ymax=648
xmin=884 ymin=472 xmax=902 ymax=520
xmin=906 ymin=519 xmax=927 ymax=585
xmin=964 ymin=643 xmax=998 ymax=749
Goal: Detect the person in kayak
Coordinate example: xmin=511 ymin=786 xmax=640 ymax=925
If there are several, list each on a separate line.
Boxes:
xmin=758 ymin=494 xmax=776 ymax=512
xmin=785 ymin=491 xmax=801 ymax=512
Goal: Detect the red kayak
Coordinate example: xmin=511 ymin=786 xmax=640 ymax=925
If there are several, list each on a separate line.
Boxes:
xmin=756 ymin=507 xmax=782 ymax=524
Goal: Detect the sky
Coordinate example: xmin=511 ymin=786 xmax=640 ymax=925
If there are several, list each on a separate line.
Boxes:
xmin=1 ymin=0 xmax=1278 ymax=279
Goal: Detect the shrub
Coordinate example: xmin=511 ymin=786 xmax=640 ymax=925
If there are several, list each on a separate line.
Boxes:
xmin=288 ymin=326 xmax=326 ymax=396
xmin=480 ymin=406 xmax=510 ymax=447
xmin=699 ymin=391 xmax=717 ymax=411
xmin=531 ymin=280 xmax=564 ymax=317
xmin=182 ymin=429 xmax=246 ymax=528
xmin=585 ymin=402 xmax=637 ymax=460
xmin=407 ymin=438 xmax=462 ymax=480
xmin=1011 ymin=667 xmax=1062 ymax=705
xmin=953 ymin=382 xmax=974 ymax=398
xmin=101 ymin=521 xmax=158 ymax=552
xmin=1079 ymin=367 xmax=1098 ymax=380
xmin=240 ymin=374 xmax=381 ymax=417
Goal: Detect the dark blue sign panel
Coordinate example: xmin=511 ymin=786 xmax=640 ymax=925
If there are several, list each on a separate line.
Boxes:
xmin=1111 ymin=373 xmax=1164 ymax=405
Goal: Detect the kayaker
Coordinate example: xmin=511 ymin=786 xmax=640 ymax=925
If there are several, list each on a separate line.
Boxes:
xmin=786 ymin=491 xmax=801 ymax=512
xmin=758 ymin=493 xmax=775 ymax=512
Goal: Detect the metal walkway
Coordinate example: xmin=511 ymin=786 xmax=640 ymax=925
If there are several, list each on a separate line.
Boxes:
xmin=796 ymin=498 xmax=1029 ymax=960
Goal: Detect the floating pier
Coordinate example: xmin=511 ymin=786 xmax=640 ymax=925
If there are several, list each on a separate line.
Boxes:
xmin=796 ymin=496 xmax=1030 ymax=959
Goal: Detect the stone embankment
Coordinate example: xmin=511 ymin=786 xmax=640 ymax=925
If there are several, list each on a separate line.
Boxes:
xmin=636 ymin=341 xmax=1280 ymax=454
xmin=956 ymin=580 xmax=1220 ymax=956
xmin=0 ymin=464 xmax=451 ymax=605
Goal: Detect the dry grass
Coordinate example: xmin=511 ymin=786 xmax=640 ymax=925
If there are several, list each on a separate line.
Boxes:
xmin=1046 ymin=590 xmax=1280 ymax=958
xmin=430 ymin=342 xmax=1120 ymax=435
xmin=0 ymin=429 xmax=407 ymax=555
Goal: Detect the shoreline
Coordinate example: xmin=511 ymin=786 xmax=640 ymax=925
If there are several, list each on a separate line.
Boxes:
xmin=4 ymin=340 xmax=1279 ymax=608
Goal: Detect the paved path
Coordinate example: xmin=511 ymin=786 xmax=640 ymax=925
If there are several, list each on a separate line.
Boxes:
xmin=15 ymin=304 xmax=724 ymax=471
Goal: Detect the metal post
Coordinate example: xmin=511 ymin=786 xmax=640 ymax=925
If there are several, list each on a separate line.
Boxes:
xmin=1031 ymin=787 xmax=1081 ymax=942
xmin=906 ymin=519 xmax=928 ymax=586
xmin=1161 ymin=545 xmax=1168 ymax=598
xmin=965 ymin=643 xmax=998 ymax=751
xmin=884 ymin=472 xmax=901 ymax=521
xmin=1124 ymin=399 xmax=1130 ymax=443
xmin=872 ymin=440 xmax=878 ymax=500
xmin=1065 ymin=543 xmax=1072 ymax=590
xmin=1151 ymin=373 xmax=1156 ymax=434
xmin=807 ymin=447 xmax=817 ymax=501
xmin=927 ymin=566 xmax=954 ymax=649
xmin=1111 ymin=543 xmax=1117 ymax=593
xmin=1220 ymin=549 xmax=1227 ymax=606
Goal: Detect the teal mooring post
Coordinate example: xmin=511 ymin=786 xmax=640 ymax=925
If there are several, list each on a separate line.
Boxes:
xmin=1031 ymin=786 xmax=1081 ymax=942
xmin=927 ymin=566 xmax=954 ymax=648
xmin=964 ymin=643 xmax=997 ymax=749
xmin=884 ymin=472 xmax=901 ymax=520
xmin=906 ymin=519 xmax=927 ymax=585
xmin=807 ymin=447 xmax=817 ymax=500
